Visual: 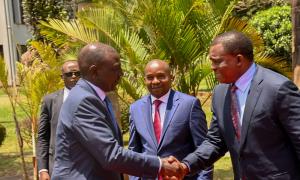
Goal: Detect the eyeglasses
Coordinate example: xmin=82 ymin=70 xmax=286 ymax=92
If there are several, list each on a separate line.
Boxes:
xmin=63 ymin=71 xmax=81 ymax=77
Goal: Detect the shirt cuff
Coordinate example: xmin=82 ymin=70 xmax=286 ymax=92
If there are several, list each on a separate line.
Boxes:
xmin=39 ymin=169 xmax=48 ymax=176
xmin=158 ymin=157 xmax=162 ymax=173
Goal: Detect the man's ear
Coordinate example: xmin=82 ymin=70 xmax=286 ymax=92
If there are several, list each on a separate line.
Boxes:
xmin=236 ymin=54 xmax=243 ymax=65
xmin=89 ymin=65 xmax=98 ymax=78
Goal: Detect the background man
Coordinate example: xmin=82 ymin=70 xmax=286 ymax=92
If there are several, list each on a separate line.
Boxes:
xmin=179 ymin=31 xmax=300 ymax=179
xmin=52 ymin=43 xmax=182 ymax=180
xmin=128 ymin=60 xmax=213 ymax=180
xmin=37 ymin=60 xmax=80 ymax=180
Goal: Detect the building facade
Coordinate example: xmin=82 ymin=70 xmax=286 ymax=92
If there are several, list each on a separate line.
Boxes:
xmin=0 ymin=0 xmax=32 ymax=85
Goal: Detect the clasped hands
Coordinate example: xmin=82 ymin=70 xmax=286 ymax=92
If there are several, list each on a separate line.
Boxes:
xmin=160 ymin=156 xmax=189 ymax=180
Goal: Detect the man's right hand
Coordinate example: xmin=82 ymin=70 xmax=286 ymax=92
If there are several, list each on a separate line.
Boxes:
xmin=160 ymin=156 xmax=185 ymax=180
xmin=39 ymin=171 xmax=50 ymax=180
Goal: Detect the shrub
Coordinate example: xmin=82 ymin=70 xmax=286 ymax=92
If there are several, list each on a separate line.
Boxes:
xmin=249 ymin=6 xmax=292 ymax=64
xmin=234 ymin=0 xmax=289 ymax=19
xmin=0 ymin=123 xmax=6 ymax=146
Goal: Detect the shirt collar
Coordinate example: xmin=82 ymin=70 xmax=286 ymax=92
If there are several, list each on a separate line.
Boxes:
xmin=86 ymin=81 xmax=106 ymax=101
xmin=63 ymin=87 xmax=70 ymax=102
xmin=235 ymin=63 xmax=256 ymax=93
xmin=151 ymin=90 xmax=171 ymax=104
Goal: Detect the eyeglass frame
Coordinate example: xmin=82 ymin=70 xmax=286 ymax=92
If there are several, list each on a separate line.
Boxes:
xmin=62 ymin=71 xmax=81 ymax=78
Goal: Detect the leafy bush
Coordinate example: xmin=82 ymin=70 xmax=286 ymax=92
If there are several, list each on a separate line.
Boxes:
xmin=249 ymin=6 xmax=292 ymax=64
xmin=234 ymin=0 xmax=289 ymax=19
xmin=0 ymin=123 xmax=6 ymax=146
xmin=22 ymin=0 xmax=76 ymax=40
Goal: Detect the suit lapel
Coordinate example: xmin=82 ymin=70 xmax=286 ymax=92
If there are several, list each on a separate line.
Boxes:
xmin=239 ymin=66 xmax=264 ymax=151
xmin=142 ymin=96 xmax=158 ymax=148
xmin=53 ymin=90 xmax=64 ymax=124
xmin=158 ymin=90 xmax=180 ymax=149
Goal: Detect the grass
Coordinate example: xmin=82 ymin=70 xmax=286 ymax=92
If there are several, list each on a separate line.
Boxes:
xmin=0 ymin=89 xmax=233 ymax=179
xmin=0 ymin=90 xmax=33 ymax=178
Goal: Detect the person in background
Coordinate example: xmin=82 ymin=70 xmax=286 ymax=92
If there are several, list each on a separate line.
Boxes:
xmin=37 ymin=60 xmax=80 ymax=180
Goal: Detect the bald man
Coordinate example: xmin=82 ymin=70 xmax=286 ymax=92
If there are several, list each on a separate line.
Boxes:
xmin=128 ymin=60 xmax=213 ymax=180
xmin=37 ymin=60 xmax=80 ymax=180
xmin=51 ymin=43 xmax=183 ymax=180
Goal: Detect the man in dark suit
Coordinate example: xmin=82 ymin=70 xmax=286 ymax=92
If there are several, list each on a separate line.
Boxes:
xmin=128 ymin=60 xmax=213 ymax=180
xmin=37 ymin=60 xmax=80 ymax=180
xmin=176 ymin=31 xmax=300 ymax=180
xmin=52 ymin=43 xmax=183 ymax=180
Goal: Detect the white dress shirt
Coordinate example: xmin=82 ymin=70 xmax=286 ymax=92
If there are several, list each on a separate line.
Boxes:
xmin=234 ymin=63 xmax=256 ymax=126
xmin=63 ymin=87 xmax=70 ymax=102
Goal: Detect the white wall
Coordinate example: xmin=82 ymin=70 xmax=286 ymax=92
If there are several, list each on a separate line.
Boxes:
xmin=0 ymin=0 xmax=32 ymax=85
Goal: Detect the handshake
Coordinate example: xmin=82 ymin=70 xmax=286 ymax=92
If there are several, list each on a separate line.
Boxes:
xmin=160 ymin=156 xmax=189 ymax=180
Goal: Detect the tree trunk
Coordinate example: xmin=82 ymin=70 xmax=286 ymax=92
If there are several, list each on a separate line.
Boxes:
xmin=292 ymin=0 xmax=300 ymax=88
xmin=31 ymin=116 xmax=37 ymax=180
xmin=10 ymin=97 xmax=29 ymax=180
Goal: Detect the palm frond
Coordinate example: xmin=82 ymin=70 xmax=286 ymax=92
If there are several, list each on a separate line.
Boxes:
xmin=77 ymin=8 xmax=122 ymax=48
xmin=41 ymin=19 xmax=99 ymax=44
xmin=255 ymin=52 xmax=292 ymax=78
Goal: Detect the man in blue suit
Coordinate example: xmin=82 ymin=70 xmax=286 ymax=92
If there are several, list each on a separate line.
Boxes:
xmin=52 ymin=43 xmax=184 ymax=180
xmin=179 ymin=31 xmax=300 ymax=179
xmin=128 ymin=60 xmax=213 ymax=180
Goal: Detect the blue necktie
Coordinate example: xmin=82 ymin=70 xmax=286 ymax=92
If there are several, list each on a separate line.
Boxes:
xmin=104 ymin=97 xmax=121 ymax=137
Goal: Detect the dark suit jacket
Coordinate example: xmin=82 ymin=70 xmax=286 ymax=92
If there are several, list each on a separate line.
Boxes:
xmin=51 ymin=79 xmax=160 ymax=180
xmin=183 ymin=65 xmax=300 ymax=180
xmin=37 ymin=89 xmax=64 ymax=175
xmin=128 ymin=90 xmax=213 ymax=180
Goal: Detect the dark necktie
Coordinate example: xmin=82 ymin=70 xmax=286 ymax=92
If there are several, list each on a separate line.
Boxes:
xmin=104 ymin=97 xmax=120 ymax=137
xmin=153 ymin=100 xmax=162 ymax=143
xmin=230 ymin=84 xmax=241 ymax=141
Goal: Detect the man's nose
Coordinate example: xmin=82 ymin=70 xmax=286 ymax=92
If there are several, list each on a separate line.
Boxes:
xmin=152 ymin=77 xmax=160 ymax=84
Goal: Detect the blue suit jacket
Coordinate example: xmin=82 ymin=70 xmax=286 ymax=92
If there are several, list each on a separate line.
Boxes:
xmin=128 ymin=90 xmax=213 ymax=180
xmin=183 ymin=65 xmax=300 ymax=180
xmin=52 ymin=79 xmax=160 ymax=180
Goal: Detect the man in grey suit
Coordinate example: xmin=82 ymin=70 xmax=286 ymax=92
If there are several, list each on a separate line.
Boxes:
xmin=129 ymin=60 xmax=213 ymax=180
xmin=52 ymin=43 xmax=183 ymax=180
xmin=37 ymin=60 xmax=80 ymax=180
xmin=176 ymin=31 xmax=300 ymax=180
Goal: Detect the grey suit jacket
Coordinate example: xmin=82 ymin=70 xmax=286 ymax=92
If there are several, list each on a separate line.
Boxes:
xmin=37 ymin=89 xmax=64 ymax=174
xmin=128 ymin=90 xmax=213 ymax=180
xmin=52 ymin=79 xmax=160 ymax=180
xmin=183 ymin=65 xmax=300 ymax=180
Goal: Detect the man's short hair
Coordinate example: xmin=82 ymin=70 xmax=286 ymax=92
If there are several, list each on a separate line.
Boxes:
xmin=211 ymin=31 xmax=254 ymax=61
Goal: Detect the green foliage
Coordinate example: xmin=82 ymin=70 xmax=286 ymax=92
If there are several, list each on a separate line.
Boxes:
xmin=250 ymin=6 xmax=292 ymax=65
xmin=22 ymin=0 xmax=76 ymax=40
xmin=0 ymin=123 xmax=6 ymax=146
xmin=0 ymin=56 xmax=9 ymax=92
xmin=234 ymin=0 xmax=289 ymax=19
xmin=17 ymin=41 xmax=64 ymax=146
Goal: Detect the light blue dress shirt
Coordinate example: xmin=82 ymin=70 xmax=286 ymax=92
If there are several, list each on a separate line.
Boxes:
xmin=234 ymin=63 xmax=256 ymax=126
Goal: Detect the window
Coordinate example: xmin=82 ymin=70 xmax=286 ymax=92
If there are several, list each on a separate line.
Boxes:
xmin=12 ymin=0 xmax=24 ymax=24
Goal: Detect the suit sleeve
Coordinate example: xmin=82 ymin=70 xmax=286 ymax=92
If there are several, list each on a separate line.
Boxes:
xmin=128 ymin=105 xmax=143 ymax=153
xmin=183 ymin=90 xmax=228 ymax=175
xmin=37 ymin=96 xmax=51 ymax=171
xmin=128 ymin=105 xmax=146 ymax=180
xmin=73 ymin=97 xmax=160 ymax=178
xmin=189 ymin=98 xmax=214 ymax=179
xmin=276 ymin=80 xmax=300 ymax=160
